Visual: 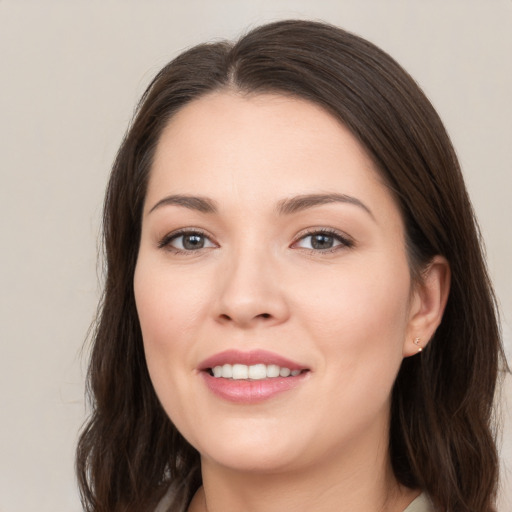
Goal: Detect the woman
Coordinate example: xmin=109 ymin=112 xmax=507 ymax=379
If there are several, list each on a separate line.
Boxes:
xmin=76 ymin=20 xmax=506 ymax=512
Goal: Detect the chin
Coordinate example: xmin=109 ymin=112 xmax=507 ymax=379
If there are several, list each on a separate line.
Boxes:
xmin=193 ymin=428 xmax=307 ymax=474
xmin=204 ymin=448 xmax=300 ymax=474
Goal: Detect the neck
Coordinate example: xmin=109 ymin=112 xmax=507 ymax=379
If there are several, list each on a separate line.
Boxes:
xmin=189 ymin=432 xmax=417 ymax=512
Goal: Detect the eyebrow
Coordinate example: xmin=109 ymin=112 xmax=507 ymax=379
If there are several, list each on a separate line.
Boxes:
xmin=148 ymin=192 xmax=373 ymax=219
xmin=276 ymin=193 xmax=374 ymax=219
xmin=149 ymin=194 xmax=218 ymax=214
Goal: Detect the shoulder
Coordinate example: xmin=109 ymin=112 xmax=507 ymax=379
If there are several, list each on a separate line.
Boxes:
xmin=153 ymin=484 xmax=183 ymax=512
xmin=403 ymin=493 xmax=436 ymax=512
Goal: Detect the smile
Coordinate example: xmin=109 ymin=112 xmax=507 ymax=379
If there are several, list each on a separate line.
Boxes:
xmin=199 ymin=350 xmax=310 ymax=403
xmin=210 ymin=363 xmax=303 ymax=380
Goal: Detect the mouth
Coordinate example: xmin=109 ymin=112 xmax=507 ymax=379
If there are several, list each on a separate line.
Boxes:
xmin=198 ymin=350 xmax=310 ymax=403
xmin=207 ymin=363 xmax=306 ymax=379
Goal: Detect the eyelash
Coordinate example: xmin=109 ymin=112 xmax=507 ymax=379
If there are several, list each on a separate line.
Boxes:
xmin=157 ymin=228 xmax=354 ymax=255
xmin=292 ymin=228 xmax=354 ymax=254
xmin=157 ymin=228 xmax=215 ymax=255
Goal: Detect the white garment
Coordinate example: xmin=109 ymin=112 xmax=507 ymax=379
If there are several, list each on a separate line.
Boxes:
xmin=155 ymin=488 xmax=434 ymax=512
xmin=403 ymin=493 xmax=435 ymax=512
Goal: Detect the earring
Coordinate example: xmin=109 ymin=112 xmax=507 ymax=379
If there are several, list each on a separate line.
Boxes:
xmin=414 ymin=337 xmax=422 ymax=352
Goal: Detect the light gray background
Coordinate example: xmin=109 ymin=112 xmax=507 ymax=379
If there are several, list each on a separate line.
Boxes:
xmin=0 ymin=1 xmax=510 ymax=511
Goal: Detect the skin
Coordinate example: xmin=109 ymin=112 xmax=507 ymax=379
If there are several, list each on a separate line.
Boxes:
xmin=134 ymin=91 xmax=450 ymax=512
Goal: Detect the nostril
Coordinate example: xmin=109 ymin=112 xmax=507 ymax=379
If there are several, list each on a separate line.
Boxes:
xmin=216 ymin=310 xmax=278 ymax=325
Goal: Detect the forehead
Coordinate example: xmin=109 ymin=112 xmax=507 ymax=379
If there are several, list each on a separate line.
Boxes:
xmin=146 ymin=91 xmax=392 ymax=215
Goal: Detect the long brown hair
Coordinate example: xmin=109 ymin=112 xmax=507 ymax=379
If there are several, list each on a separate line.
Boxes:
xmin=76 ymin=20 xmax=506 ymax=512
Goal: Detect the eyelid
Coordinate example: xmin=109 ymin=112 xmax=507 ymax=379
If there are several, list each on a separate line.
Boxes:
xmin=291 ymin=227 xmax=354 ymax=251
xmin=156 ymin=226 xmax=353 ymax=254
xmin=157 ymin=228 xmax=217 ymax=252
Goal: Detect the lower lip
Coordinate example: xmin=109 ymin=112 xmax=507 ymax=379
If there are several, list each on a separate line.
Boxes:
xmin=201 ymin=372 xmax=308 ymax=403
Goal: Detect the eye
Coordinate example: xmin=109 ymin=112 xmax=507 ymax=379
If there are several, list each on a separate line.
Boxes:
xmin=159 ymin=230 xmax=216 ymax=252
xmin=293 ymin=230 xmax=353 ymax=252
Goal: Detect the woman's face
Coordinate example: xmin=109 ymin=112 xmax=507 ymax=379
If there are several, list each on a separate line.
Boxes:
xmin=134 ymin=91 xmax=421 ymax=474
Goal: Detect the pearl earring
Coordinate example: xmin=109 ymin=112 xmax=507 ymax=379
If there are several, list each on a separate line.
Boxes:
xmin=413 ymin=337 xmax=422 ymax=352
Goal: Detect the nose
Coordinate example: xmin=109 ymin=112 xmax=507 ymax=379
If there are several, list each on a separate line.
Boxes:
xmin=214 ymin=246 xmax=290 ymax=329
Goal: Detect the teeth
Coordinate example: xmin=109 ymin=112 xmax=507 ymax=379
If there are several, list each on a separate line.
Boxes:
xmin=222 ymin=363 xmax=232 ymax=378
xmin=267 ymin=364 xmax=280 ymax=378
xmin=279 ymin=367 xmax=291 ymax=377
xmin=232 ymin=364 xmax=248 ymax=380
xmin=211 ymin=363 xmax=303 ymax=380
xmin=248 ymin=364 xmax=266 ymax=380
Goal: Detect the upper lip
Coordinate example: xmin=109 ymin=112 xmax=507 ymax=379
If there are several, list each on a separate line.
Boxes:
xmin=198 ymin=349 xmax=308 ymax=372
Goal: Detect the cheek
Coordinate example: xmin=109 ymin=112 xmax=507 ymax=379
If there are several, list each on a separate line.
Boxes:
xmin=134 ymin=260 xmax=208 ymax=352
xmin=295 ymin=257 xmax=411 ymax=384
xmin=300 ymin=260 xmax=410 ymax=335
xmin=292 ymin=263 xmax=411 ymax=438
xmin=133 ymin=259 xmax=206 ymax=406
xmin=133 ymin=260 xmax=210 ymax=441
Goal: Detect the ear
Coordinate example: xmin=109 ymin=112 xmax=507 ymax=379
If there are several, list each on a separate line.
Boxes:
xmin=403 ymin=255 xmax=451 ymax=357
